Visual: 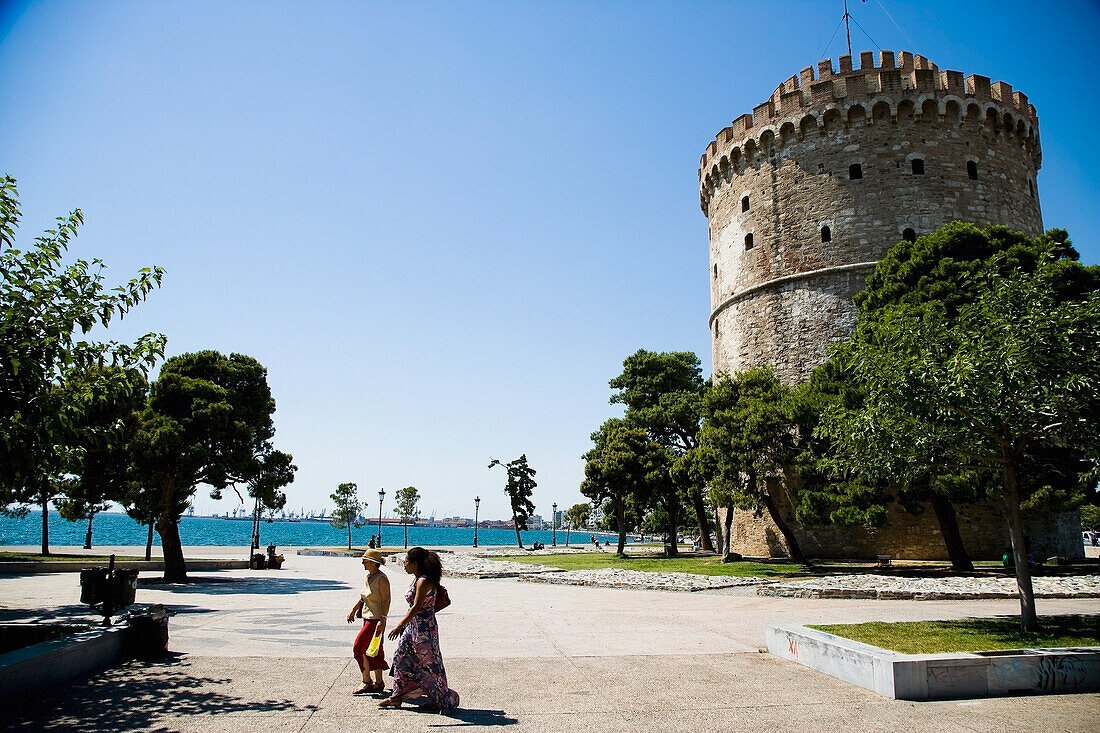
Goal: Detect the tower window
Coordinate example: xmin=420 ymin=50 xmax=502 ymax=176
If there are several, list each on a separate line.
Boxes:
xmin=744 ymin=233 xmax=754 ymax=250
xmin=741 ymin=195 xmax=750 ymax=212
xmin=1029 ymin=179 xmax=1035 ymax=198
xmin=967 ymin=161 xmax=978 ymax=179
xmin=848 ymin=164 xmax=863 ymax=180
xmin=713 ymin=264 xmax=718 ymax=280
xmin=821 ymin=225 xmax=831 ymax=243
xmin=911 ymin=158 xmax=925 ymax=175
xmin=902 ymin=228 xmax=917 ymax=243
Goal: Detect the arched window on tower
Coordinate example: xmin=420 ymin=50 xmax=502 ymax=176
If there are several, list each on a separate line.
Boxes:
xmin=713 ymin=264 xmax=718 ymax=280
xmin=820 ymin=225 xmax=831 ymax=243
xmin=911 ymin=158 xmax=925 ymax=175
xmin=741 ymin=195 xmax=750 ymax=212
xmin=902 ymin=228 xmax=917 ymax=243
xmin=849 ymin=163 xmax=863 ymax=180
xmin=1029 ymin=179 xmax=1035 ymax=198
xmin=744 ymin=233 xmax=754 ymax=250
xmin=967 ymin=160 xmax=978 ymax=180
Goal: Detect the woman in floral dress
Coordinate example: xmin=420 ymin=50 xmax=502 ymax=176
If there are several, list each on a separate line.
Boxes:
xmin=380 ymin=547 xmax=460 ymax=713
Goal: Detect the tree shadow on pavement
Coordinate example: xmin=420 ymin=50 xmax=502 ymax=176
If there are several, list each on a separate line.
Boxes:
xmin=140 ymin=575 xmax=349 ymax=595
xmin=0 ymin=603 xmax=100 ymax=624
xmin=0 ymin=603 xmax=217 ymax=625
xmin=0 ymin=653 xmax=319 ymax=732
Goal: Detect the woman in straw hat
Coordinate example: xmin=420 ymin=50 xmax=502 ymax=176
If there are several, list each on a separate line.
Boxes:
xmin=347 ymin=548 xmax=391 ymax=694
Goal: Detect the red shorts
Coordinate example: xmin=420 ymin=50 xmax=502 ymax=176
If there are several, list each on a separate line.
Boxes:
xmin=353 ymin=618 xmax=388 ymax=671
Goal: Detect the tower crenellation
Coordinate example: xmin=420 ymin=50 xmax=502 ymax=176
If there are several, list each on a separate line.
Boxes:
xmin=700 ymin=51 xmax=1040 ymax=210
xmin=699 ymin=52 xmax=1082 ymax=562
xmin=701 ymin=50 xmax=1042 ymax=386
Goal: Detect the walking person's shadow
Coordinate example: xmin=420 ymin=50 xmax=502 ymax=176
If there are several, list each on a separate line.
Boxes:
xmin=404 ymin=704 xmax=519 ymax=726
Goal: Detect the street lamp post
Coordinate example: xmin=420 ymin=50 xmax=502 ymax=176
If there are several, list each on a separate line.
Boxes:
xmin=552 ymin=502 xmax=557 ymax=547
xmin=377 ymin=488 xmax=385 ymax=549
xmin=473 ymin=496 xmax=480 ymax=548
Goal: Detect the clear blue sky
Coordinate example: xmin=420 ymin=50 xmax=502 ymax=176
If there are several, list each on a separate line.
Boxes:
xmin=2 ymin=0 xmax=1098 ymax=521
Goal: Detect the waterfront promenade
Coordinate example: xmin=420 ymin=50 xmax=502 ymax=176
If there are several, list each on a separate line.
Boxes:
xmin=2 ymin=545 xmax=1097 ymax=732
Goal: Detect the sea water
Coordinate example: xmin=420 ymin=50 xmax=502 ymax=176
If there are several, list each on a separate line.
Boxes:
xmin=0 ymin=511 xmax=622 ymax=549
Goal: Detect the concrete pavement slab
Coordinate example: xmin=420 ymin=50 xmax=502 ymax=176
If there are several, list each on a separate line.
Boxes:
xmin=4 ymin=653 xmax=1095 ymax=732
xmin=1 ymin=546 xmax=1097 ymax=732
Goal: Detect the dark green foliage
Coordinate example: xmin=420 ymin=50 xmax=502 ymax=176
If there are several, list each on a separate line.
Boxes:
xmin=0 ymin=176 xmax=164 ymax=553
xmin=239 ymin=447 xmax=295 ymax=552
xmin=695 ymin=368 xmax=806 ymax=562
xmin=607 ymin=350 xmax=713 ymax=551
xmin=1081 ymin=504 xmax=1100 ymax=532
xmin=564 ymin=502 xmax=590 ymax=532
xmin=785 ymin=357 xmax=889 ymax=530
xmin=55 ymin=366 xmax=148 ymax=549
xmin=131 ymin=351 xmax=282 ymax=580
xmin=582 ymin=419 xmax=671 ymax=554
xmin=394 ymin=486 xmax=420 ymax=548
xmin=854 ymin=222 xmax=1096 ymax=319
xmin=330 ymin=482 xmax=365 ymax=550
xmin=488 ymin=454 xmax=537 ymax=548
xmin=824 ymin=225 xmax=1100 ymax=629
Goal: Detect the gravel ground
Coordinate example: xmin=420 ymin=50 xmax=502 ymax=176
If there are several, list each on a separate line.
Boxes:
xmin=518 ymin=567 xmax=765 ymax=591
xmin=444 ymin=552 xmax=1100 ymax=598
xmin=761 ymin=573 xmax=1100 ymax=600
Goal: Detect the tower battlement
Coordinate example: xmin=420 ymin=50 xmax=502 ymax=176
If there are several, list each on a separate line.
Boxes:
xmin=698 ymin=52 xmax=1070 ymax=562
xmin=699 ymin=50 xmax=1040 ymax=212
xmin=700 ymin=49 xmax=1042 ymax=386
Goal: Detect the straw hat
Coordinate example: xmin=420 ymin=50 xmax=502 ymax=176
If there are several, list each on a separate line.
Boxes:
xmin=361 ymin=549 xmax=386 ymax=565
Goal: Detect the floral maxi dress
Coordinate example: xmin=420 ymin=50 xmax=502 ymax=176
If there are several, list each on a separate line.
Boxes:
xmin=390 ymin=578 xmax=460 ymax=713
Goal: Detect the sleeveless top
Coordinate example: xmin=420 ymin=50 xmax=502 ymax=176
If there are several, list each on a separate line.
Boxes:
xmin=361 ymin=571 xmax=389 ymax=619
xmin=407 ymin=575 xmax=437 ymax=616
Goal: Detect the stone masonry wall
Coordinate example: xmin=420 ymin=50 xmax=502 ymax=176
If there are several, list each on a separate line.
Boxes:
xmin=702 ymin=50 xmax=1043 ymax=383
xmin=721 ymin=498 xmax=1084 ymax=562
xmin=700 ymin=51 xmax=1084 ymax=559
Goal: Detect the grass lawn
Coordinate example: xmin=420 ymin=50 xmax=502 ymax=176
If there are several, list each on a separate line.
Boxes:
xmin=808 ymin=615 xmax=1100 ymax=654
xmin=0 ymin=551 xmax=147 ymax=562
xmin=489 ymin=552 xmax=814 ymax=578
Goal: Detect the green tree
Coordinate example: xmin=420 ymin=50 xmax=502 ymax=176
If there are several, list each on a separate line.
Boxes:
xmin=55 ymin=366 xmax=147 ymax=549
xmin=232 ymin=446 xmax=295 ymax=557
xmin=394 ymin=485 xmax=421 ymax=548
xmin=561 ymin=501 xmax=589 ymax=546
xmin=488 ymin=455 xmax=537 ymax=548
xmin=823 ymin=243 xmax=1100 ymax=630
xmin=123 ymin=479 xmax=162 ymax=561
xmin=696 ymin=368 xmax=806 ymax=562
xmin=1081 ymin=505 xmax=1100 ymax=532
xmin=681 ymin=444 xmax=740 ymax=561
xmin=0 ymin=176 xmax=164 ymax=554
xmin=609 ymin=350 xmax=714 ymax=551
xmin=330 ymin=482 xmax=365 ymax=550
xmin=565 ymin=502 xmax=590 ymax=533
xmin=827 ymin=221 xmax=1100 ymax=570
xmin=581 ymin=420 xmax=670 ymax=555
xmin=130 ymin=351 xmax=279 ymax=581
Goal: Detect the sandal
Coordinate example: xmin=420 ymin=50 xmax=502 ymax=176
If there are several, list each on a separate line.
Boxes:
xmin=378 ymin=686 xmax=423 ymax=708
xmin=355 ymin=681 xmax=385 ymax=695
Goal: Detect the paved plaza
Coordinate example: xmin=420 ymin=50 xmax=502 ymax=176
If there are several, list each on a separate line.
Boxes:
xmin=1 ymin=546 xmax=1097 ymax=732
